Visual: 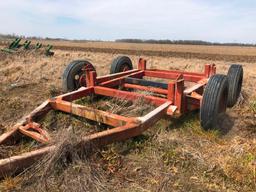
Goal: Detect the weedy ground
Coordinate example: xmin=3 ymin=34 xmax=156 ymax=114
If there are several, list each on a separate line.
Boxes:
xmin=0 ymin=43 xmax=255 ymax=191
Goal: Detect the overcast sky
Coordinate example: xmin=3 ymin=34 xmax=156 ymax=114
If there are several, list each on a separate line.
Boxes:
xmin=0 ymin=0 xmax=255 ymax=43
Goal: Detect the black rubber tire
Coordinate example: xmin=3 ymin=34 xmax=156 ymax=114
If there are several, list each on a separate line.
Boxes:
xmin=110 ymin=56 xmax=133 ymax=74
xmin=227 ymin=64 xmax=243 ymax=107
xmin=62 ymin=60 xmax=95 ymax=92
xmin=200 ymin=74 xmax=228 ymax=130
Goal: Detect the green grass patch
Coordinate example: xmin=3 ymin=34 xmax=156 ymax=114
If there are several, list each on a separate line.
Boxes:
xmin=224 ymin=152 xmax=256 ymax=186
xmin=250 ymin=99 xmax=256 ymax=113
xmin=170 ymin=112 xmax=220 ymax=142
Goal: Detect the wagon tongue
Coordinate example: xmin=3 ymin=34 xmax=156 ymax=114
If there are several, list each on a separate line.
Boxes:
xmin=18 ymin=122 xmax=51 ymax=144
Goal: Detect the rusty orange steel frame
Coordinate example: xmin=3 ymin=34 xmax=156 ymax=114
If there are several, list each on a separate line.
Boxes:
xmin=0 ymin=58 xmax=216 ymax=177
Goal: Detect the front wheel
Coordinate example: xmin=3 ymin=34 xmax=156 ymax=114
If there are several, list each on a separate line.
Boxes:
xmin=110 ymin=56 xmax=133 ymax=74
xmin=62 ymin=60 xmax=95 ymax=92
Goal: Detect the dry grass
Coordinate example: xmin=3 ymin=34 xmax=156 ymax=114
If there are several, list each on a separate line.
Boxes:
xmin=74 ymin=92 xmax=155 ymax=118
xmin=12 ymin=128 xmax=110 ymax=192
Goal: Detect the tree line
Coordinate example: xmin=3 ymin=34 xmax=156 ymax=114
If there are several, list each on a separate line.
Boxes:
xmin=115 ymin=39 xmax=256 ymax=47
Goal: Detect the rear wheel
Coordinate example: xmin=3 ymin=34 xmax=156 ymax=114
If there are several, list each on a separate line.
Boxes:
xmin=62 ymin=60 xmax=95 ymax=92
xmin=227 ymin=64 xmax=243 ymax=107
xmin=110 ymin=56 xmax=133 ymax=74
xmin=200 ymin=74 xmax=228 ymax=130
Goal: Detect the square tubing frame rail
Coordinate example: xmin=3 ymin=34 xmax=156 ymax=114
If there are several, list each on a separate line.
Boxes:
xmin=0 ymin=58 xmax=216 ymax=177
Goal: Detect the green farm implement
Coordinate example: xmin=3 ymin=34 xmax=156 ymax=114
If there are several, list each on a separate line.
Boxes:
xmin=1 ymin=38 xmax=54 ymax=56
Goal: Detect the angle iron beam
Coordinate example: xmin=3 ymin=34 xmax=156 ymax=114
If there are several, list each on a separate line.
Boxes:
xmin=144 ymin=70 xmax=204 ymax=82
xmin=51 ymin=100 xmax=136 ymax=127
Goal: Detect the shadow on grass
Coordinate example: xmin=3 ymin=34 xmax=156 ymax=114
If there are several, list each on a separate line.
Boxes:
xmin=216 ymin=113 xmax=235 ymax=135
xmin=166 ymin=110 xmax=235 ymax=136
